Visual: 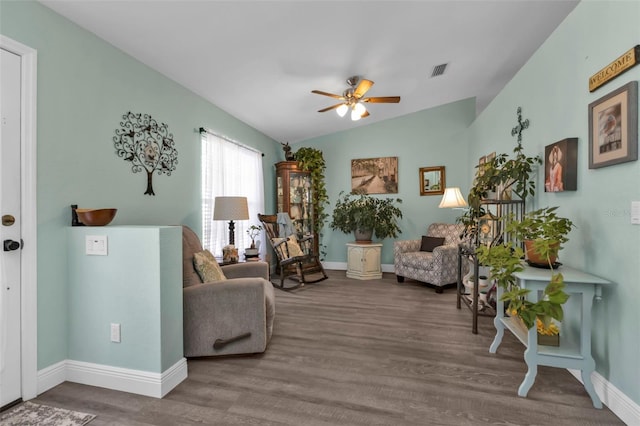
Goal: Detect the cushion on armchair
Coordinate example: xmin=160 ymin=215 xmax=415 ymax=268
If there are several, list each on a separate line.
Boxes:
xmin=193 ymin=249 xmax=227 ymax=282
xmin=420 ymin=236 xmax=445 ymax=252
xmin=272 ymin=234 xmax=305 ymax=259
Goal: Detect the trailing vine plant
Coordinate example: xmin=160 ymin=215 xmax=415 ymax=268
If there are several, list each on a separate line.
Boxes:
xmin=294 ymin=147 xmax=329 ymax=257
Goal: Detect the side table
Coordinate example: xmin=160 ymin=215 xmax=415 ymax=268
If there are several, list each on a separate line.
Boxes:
xmin=346 ymin=242 xmax=383 ymax=280
xmin=490 ymin=264 xmax=612 ymax=408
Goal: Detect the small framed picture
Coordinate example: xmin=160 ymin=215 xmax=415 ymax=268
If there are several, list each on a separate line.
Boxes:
xmin=545 ymin=138 xmax=578 ymax=192
xmin=478 ymin=155 xmax=486 ymax=176
xmin=419 ymin=166 xmax=445 ymax=196
xmin=588 ymin=81 xmax=638 ymax=169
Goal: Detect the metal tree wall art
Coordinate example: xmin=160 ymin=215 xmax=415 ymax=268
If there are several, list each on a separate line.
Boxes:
xmin=113 ymin=112 xmax=178 ymax=195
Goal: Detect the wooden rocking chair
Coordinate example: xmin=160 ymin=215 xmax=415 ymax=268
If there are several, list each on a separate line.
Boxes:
xmin=258 ymin=213 xmax=328 ymax=290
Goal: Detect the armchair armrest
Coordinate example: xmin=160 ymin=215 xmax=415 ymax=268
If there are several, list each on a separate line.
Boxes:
xmin=222 ymin=261 xmax=269 ymax=280
xmin=431 ymin=244 xmax=458 ymax=260
xmin=394 ymin=239 xmax=421 ymax=255
xmin=183 ymin=278 xmax=268 ymax=357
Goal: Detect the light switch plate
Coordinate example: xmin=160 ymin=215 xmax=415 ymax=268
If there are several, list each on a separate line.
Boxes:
xmin=86 ymin=235 xmax=108 ymax=255
xmin=631 ymin=201 xmax=640 ymax=225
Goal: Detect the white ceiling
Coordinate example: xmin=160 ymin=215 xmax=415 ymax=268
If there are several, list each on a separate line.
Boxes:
xmin=40 ymin=0 xmax=579 ymax=144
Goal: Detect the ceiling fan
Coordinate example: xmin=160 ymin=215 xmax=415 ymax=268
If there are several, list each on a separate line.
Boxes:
xmin=311 ymin=76 xmax=401 ymax=121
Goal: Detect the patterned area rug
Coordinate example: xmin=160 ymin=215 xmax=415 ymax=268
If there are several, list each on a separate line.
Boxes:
xmin=0 ymin=401 xmax=96 ymax=425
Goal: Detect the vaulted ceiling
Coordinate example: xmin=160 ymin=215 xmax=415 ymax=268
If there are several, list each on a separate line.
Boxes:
xmin=40 ymin=0 xmax=579 ymax=143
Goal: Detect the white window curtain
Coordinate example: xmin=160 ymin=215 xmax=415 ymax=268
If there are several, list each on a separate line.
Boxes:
xmin=202 ymin=131 xmax=265 ymax=258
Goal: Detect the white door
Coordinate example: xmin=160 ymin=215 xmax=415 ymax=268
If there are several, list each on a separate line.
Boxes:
xmin=0 ymin=47 xmax=23 ymax=407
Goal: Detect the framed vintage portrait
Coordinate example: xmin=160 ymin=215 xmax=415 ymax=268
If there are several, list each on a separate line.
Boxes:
xmin=478 ymin=155 xmax=486 ymax=176
xmin=351 ymin=156 xmax=398 ymax=194
xmin=545 ymin=138 xmax=578 ymax=192
xmin=419 ymin=166 xmax=445 ymax=196
xmin=588 ymin=81 xmax=638 ymax=169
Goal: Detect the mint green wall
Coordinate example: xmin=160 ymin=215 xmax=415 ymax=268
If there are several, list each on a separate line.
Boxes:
xmin=0 ymin=1 xmax=281 ymax=370
xmin=465 ymin=1 xmax=640 ymax=405
xmin=301 ymin=98 xmax=476 ymax=264
xmin=68 ymin=226 xmax=181 ymax=373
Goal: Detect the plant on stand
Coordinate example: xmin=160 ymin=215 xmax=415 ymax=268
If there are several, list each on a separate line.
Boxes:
xmin=330 ymin=191 xmax=403 ymax=241
xmin=245 ymin=224 xmax=262 ymax=258
xmin=477 ymin=207 xmax=574 ymax=334
xmin=246 ymin=225 xmax=263 ymax=249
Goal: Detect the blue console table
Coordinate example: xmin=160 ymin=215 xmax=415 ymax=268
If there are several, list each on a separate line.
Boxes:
xmin=489 ymin=264 xmax=612 ymax=408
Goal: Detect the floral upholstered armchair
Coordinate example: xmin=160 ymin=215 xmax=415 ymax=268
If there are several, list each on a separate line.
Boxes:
xmin=394 ymin=223 xmax=465 ymax=293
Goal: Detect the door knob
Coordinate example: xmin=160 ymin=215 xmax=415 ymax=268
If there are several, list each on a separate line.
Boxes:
xmin=3 ymin=239 xmax=20 ymax=251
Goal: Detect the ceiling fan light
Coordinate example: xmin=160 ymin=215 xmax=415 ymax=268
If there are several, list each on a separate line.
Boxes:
xmin=336 ymin=104 xmax=348 ymax=117
xmin=351 ymin=102 xmax=366 ymax=120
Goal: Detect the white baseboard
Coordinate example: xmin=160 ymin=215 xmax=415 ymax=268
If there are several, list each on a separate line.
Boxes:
xmin=37 ymin=360 xmax=67 ymax=395
xmin=321 ymin=261 xmax=346 ymax=270
xmin=37 ymin=358 xmax=188 ymax=399
xmin=321 ymin=262 xmax=395 ymax=273
xmin=568 ymin=369 xmax=639 ymax=425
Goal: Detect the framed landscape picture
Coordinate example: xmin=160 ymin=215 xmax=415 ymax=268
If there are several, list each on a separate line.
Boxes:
xmin=588 ymin=81 xmax=638 ymax=169
xmin=351 ymin=157 xmax=398 ymax=194
xmin=545 ymin=138 xmax=578 ymax=192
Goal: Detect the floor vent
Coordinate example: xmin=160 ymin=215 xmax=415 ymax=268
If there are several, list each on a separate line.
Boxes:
xmin=431 ymin=63 xmax=448 ymax=77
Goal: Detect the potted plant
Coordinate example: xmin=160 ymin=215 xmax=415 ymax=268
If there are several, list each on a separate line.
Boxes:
xmin=468 ymin=149 xmax=542 ymax=210
xmin=476 ymin=208 xmax=573 ymax=334
xmin=294 ymin=147 xmax=329 ymax=256
xmin=245 ymin=225 xmax=262 ymax=257
xmin=506 ymin=206 xmax=574 ymax=266
xmin=329 ymin=191 xmax=403 ymax=241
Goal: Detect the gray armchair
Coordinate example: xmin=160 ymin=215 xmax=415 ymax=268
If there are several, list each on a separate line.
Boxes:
xmin=182 ymin=226 xmax=275 ymax=357
xmin=394 ymin=223 xmax=465 ymax=293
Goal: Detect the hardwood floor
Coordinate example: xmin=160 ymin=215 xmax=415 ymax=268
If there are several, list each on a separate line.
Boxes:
xmin=34 ymin=270 xmax=623 ymax=425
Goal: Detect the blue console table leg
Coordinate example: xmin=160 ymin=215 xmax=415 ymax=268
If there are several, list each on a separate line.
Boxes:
xmin=518 ymin=328 xmax=538 ymax=397
xmin=582 ymin=363 xmax=602 ymax=409
xmin=490 ymin=284 xmax=505 ymax=353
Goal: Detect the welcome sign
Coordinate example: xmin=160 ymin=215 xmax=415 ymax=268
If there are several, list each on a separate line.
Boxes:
xmin=589 ymin=45 xmax=640 ymax=92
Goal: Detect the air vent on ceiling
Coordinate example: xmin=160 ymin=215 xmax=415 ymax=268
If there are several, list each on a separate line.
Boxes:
xmin=431 ymin=63 xmax=448 ymax=77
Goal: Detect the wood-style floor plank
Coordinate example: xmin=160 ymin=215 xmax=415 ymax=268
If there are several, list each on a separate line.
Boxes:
xmin=33 ymin=270 xmax=623 ymax=425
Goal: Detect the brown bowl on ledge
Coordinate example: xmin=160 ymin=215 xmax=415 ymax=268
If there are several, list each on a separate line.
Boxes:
xmin=76 ymin=208 xmax=117 ymax=226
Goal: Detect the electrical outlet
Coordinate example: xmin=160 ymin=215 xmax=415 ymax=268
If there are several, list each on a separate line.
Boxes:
xmin=110 ymin=323 xmax=121 ymax=343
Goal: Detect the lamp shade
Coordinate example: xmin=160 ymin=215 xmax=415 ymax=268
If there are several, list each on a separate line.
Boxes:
xmin=213 ymin=196 xmax=249 ymax=220
xmin=336 ymin=104 xmax=348 ymax=117
xmin=438 ymin=187 xmax=468 ymax=208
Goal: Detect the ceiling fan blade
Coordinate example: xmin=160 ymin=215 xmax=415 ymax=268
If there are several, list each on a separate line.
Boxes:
xmin=362 ymin=96 xmax=401 ymax=103
xmin=354 ymin=79 xmax=374 ymax=98
xmin=318 ymin=103 xmax=344 ymax=113
xmin=311 ymin=90 xmax=345 ymax=100
xmin=361 ymin=110 xmax=370 ymax=118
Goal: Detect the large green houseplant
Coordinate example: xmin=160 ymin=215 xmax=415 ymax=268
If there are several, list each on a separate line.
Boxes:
xmin=330 ymin=191 xmax=403 ymax=240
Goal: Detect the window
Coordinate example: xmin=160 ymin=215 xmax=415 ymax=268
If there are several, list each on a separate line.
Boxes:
xmin=201 ymin=131 xmax=265 ymax=258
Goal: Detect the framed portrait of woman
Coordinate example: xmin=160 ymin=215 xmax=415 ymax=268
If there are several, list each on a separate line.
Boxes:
xmin=544 ymin=138 xmax=578 ymax=192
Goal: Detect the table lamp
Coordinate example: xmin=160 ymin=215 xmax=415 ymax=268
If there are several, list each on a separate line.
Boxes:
xmin=213 ymin=196 xmax=249 ymax=246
